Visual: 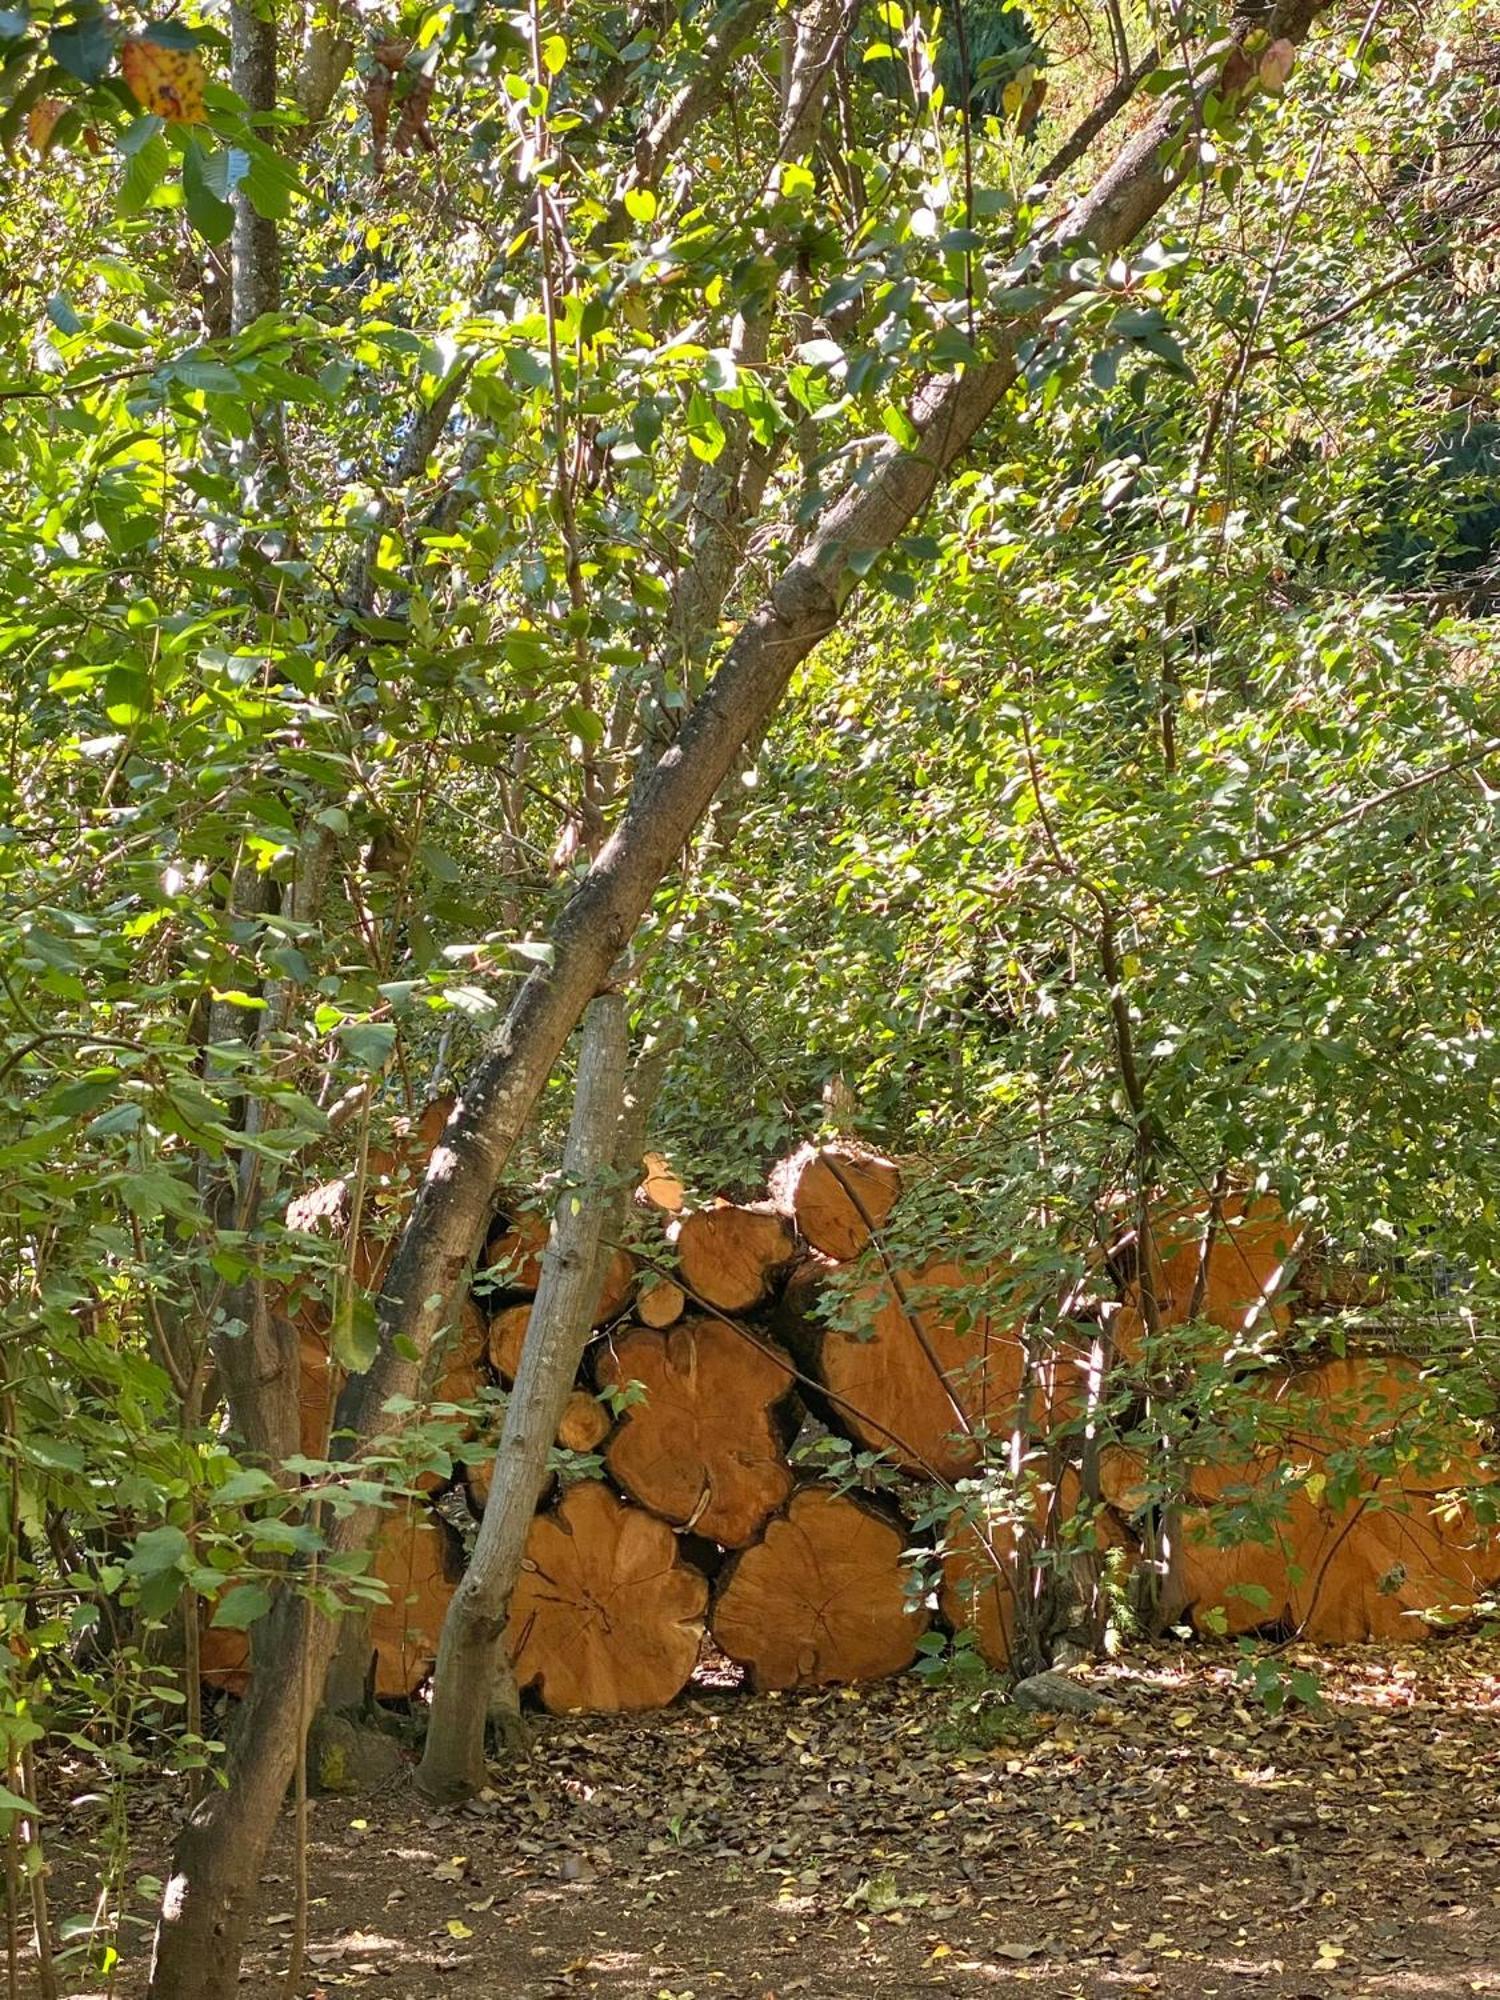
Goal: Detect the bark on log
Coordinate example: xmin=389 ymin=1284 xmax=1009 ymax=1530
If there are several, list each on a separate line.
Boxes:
xmin=507 ymin=1479 xmax=709 ymax=1712
xmin=711 ymin=1485 xmax=929 ymax=1689
xmin=769 ymin=1142 xmax=901 ymax=1261
xmin=671 ymin=1201 xmax=797 ymax=1312
xmin=596 ymin=1318 xmax=799 ymax=1546
xmin=777 ymin=1257 xmax=1027 ymax=1480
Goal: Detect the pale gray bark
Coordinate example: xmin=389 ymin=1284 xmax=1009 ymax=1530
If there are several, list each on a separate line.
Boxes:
xmin=415 ymin=994 xmax=630 ymax=1801
xmin=293 ymin=20 xmax=356 ymax=139
xmin=229 ymin=0 xmax=280 ymax=332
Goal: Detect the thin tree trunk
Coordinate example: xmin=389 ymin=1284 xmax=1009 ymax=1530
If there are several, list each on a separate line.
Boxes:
xmin=416 ymin=993 xmax=630 ymax=1802
xmin=229 ymin=0 xmax=280 ymax=331
xmin=146 ymin=8 xmax=1331 ymax=1991
xmin=146 ymin=1594 xmax=312 ymax=2000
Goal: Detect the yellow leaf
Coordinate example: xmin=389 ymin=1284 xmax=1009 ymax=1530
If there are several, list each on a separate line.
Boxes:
xmin=120 ymin=38 xmax=207 ymax=123
xmin=27 ymin=97 xmax=66 ymax=153
xmin=446 ymin=1918 xmax=473 ymax=1939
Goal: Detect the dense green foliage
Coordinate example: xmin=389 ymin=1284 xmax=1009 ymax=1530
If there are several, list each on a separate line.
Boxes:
xmin=2 ymin=0 xmax=1500 ymax=1977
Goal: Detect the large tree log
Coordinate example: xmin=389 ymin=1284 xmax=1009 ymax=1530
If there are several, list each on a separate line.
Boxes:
xmin=484 ymin=1222 xmax=636 ymax=1324
xmin=199 ymin=1503 xmax=462 ymax=1700
xmin=367 ymin=1503 xmax=464 ymax=1697
xmin=485 ymin=1250 xmax=634 ymax=1381
xmin=1106 ymin=1356 xmax=1500 ymax=1640
xmin=1112 ymin=1194 xmax=1301 ymax=1364
xmin=671 ymin=1201 xmax=797 ymax=1312
xmin=484 ymin=1205 xmax=550 ymax=1290
xmin=777 ymin=1257 xmax=1030 ymax=1480
xmin=638 ymin=1151 xmax=685 ymax=1213
xmin=712 ymin=1485 xmax=929 ymax=1689
xmin=596 ymin=1318 xmax=799 ymax=1546
xmin=506 ymin=1479 xmax=709 ymax=1712
xmin=769 ymin=1142 xmax=902 ymax=1260
xmin=636 ymin=1272 xmax=687 ymax=1327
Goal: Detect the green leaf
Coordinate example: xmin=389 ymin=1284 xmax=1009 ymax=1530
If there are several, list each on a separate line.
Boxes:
xmin=337 ymin=1021 xmax=397 ymax=1069
xmin=209 ymin=1583 xmax=272 ymax=1629
xmin=215 ymin=1468 xmax=279 ymax=1505
xmin=125 ymin=1525 xmax=190 ymax=1578
xmin=46 ymin=293 xmax=83 ymax=336
xmin=331 ymin=1291 xmax=379 ymax=1375
xmin=118 ymin=133 xmax=171 ymax=216
xmin=182 ymin=138 xmax=233 ymax=245
xmin=49 ymin=13 xmax=112 ymax=81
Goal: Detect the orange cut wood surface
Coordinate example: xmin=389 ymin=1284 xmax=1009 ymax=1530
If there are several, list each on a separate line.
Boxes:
xmin=369 ymin=1504 xmax=462 ymax=1697
xmin=1138 ymin=1359 xmax=1500 ymax=1640
xmin=711 ymin=1486 xmax=929 ymax=1690
xmin=770 ymin=1142 xmax=902 ymax=1261
xmin=672 ymin=1203 xmax=797 ymax=1313
xmin=802 ymin=1259 xmax=1028 ymax=1481
xmin=507 ymin=1481 xmax=708 ymax=1713
xmin=597 ymin=1318 xmax=798 ymax=1546
xmin=1112 ymin=1194 xmax=1300 ymax=1365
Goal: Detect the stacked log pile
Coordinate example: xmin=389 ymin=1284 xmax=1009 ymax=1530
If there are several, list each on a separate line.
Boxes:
xmin=203 ymin=1116 xmax=1500 ymax=1713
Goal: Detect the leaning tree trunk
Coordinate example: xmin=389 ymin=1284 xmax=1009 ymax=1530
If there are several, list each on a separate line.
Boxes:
xmin=146 ymin=5 xmax=1335 ymax=1987
xmin=146 ymin=1592 xmax=312 ymax=2000
xmin=416 ymin=993 xmax=631 ymax=1802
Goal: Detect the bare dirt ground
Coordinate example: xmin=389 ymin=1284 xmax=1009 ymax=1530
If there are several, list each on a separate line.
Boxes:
xmin=41 ymin=1639 xmax=1500 ymax=1999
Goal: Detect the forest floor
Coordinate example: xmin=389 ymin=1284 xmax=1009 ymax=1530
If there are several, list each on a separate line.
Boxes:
xmin=43 ymin=1638 xmax=1500 ymax=2000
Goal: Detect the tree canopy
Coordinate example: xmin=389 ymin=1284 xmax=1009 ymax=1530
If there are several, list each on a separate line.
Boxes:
xmin=2 ymin=0 xmax=1500 ymax=1987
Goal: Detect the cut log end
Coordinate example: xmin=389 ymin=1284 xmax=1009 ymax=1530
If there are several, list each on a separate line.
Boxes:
xmin=464 ymin=1393 xmax=613 ymax=1512
xmin=711 ymin=1486 xmax=930 ymax=1690
xmin=636 ymin=1273 xmax=687 ymax=1328
xmin=638 ymin=1151 xmax=685 ymax=1213
xmin=369 ymin=1504 xmax=463 ymax=1697
xmin=672 ymin=1202 xmax=797 ymax=1314
xmin=780 ymin=1258 xmax=1025 ymax=1481
xmin=771 ymin=1141 xmax=902 ymax=1260
xmin=598 ymin=1318 xmax=799 ymax=1547
xmin=507 ymin=1480 xmax=708 ymax=1712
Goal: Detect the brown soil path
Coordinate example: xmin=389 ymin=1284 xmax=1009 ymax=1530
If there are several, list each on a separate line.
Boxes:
xmin=45 ymin=1639 xmax=1500 ymax=1999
